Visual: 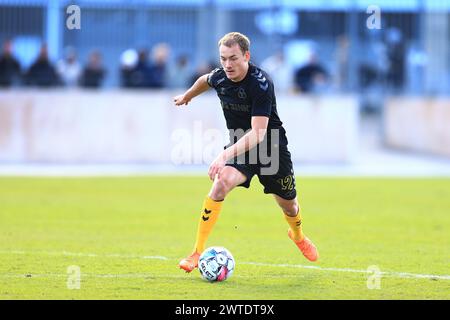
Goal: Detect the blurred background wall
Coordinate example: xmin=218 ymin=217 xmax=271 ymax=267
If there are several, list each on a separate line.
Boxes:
xmin=0 ymin=0 xmax=449 ymax=167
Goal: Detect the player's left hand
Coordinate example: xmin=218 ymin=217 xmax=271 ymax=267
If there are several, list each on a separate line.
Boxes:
xmin=208 ymin=153 xmax=227 ymax=181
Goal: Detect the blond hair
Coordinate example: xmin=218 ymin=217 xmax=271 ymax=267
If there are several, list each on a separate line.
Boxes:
xmin=218 ymin=32 xmax=250 ymax=54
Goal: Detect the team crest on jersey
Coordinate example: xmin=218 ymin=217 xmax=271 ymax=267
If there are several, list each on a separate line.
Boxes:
xmin=238 ymin=87 xmax=247 ymax=99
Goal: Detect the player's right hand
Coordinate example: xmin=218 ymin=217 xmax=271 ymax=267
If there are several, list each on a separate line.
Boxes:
xmin=173 ymin=94 xmax=191 ymax=106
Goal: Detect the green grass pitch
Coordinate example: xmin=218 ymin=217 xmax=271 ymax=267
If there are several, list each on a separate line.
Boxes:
xmin=0 ymin=176 xmax=449 ymax=299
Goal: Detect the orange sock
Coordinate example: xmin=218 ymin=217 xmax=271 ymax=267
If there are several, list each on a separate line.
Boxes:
xmin=284 ymin=209 xmax=304 ymax=241
xmin=193 ymin=196 xmax=223 ymax=253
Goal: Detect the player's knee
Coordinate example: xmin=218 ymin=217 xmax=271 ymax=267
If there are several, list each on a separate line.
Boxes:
xmin=283 ymin=202 xmax=299 ymax=217
xmin=210 ymin=176 xmax=234 ymax=200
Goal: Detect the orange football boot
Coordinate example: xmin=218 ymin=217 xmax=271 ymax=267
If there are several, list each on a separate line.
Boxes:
xmin=288 ymin=229 xmax=319 ymax=262
xmin=179 ymin=252 xmax=200 ymax=273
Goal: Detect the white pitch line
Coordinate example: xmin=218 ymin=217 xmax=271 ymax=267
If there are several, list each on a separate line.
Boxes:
xmin=0 ymin=273 xmax=304 ymax=280
xmin=0 ymin=273 xmax=194 ymax=279
xmin=241 ymin=262 xmax=450 ymax=280
xmin=0 ymin=250 xmax=168 ymax=261
xmin=1 ymin=250 xmax=449 ymax=281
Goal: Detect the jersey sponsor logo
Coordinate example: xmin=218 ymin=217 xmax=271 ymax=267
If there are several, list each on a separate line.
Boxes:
xmin=221 ymin=102 xmax=251 ymax=112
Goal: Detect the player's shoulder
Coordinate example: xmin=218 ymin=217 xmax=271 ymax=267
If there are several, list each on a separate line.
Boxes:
xmin=248 ymin=63 xmax=273 ymax=93
xmin=207 ymin=67 xmax=226 ymax=88
xmin=210 ymin=66 xmax=225 ymax=76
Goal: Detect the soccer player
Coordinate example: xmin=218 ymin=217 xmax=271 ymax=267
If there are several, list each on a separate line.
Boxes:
xmin=173 ymin=32 xmax=318 ymax=273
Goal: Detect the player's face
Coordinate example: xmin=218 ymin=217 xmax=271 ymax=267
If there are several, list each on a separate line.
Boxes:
xmin=219 ymin=44 xmax=250 ymax=82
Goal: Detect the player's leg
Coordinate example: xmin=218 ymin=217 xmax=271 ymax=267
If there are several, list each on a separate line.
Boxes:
xmin=257 ymin=144 xmax=318 ymax=261
xmin=273 ymin=195 xmax=303 ymax=240
xmin=208 ymin=165 xmax=248 ymax=201
xmin=273 ymin=194 xmax=319 ymax=262
xmin=193 ymin=166 xmax=247 ymax=253
xmin=179 ymin=166 xmax=247 ymax=272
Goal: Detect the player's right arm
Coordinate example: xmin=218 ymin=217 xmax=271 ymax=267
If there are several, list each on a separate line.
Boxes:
xmin=173 ymin=74 xmax=209 ymax=106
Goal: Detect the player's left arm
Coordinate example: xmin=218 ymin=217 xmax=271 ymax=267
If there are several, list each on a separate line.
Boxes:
xmin=208 ymin=116 xmax=268 ymax=180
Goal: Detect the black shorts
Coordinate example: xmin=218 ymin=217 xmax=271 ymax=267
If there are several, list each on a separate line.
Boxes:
xmin=225 ymin=144 xmax=297 ymax=200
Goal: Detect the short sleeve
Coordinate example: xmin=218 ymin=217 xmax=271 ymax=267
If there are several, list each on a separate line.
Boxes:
xmin=251 ymin=81 xmax=273 ymax=117
xmin=207 ymin=68 xmax=222 ymax=89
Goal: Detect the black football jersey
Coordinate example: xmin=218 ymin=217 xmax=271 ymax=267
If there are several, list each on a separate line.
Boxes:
xmin=207 ymin=63 xmax=288 ymax=147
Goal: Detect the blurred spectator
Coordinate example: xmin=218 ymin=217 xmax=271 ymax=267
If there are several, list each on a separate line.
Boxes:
xmin=25 ymin=44 xmax=59 ymax=87
xmin=148 ymin=43 xmax=170 ymax=88
xmin=189 ymin=61 xmax=217 ymax=87
xmin=168 ymin=54 xmax=191 ymax=89
xmin=57 ymin=47 xmax=82 ymax=87
xmin=359 ymin=64 xmax=379 ymax=89
xmin=357 ymin=36 xmax=387 ymax=90
xmin=385 ymin=27 xmax=406 ymax=92
xmin=80 ymin=50 xmax=106 ymax=88
xmin=128 ymin=48 xmax=152 ymax=88
xmin=120 ymin=49 xmax=138 ymax=88
xmin=261 ymin=50 xmax=293 ymax=93
xmin=0 ymin=39 xmax=21 ymax=87
xmin=333 ymin=35 xmax=349 ymax=91
xmin=294 ymin=52 xmax=328 ymax=93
